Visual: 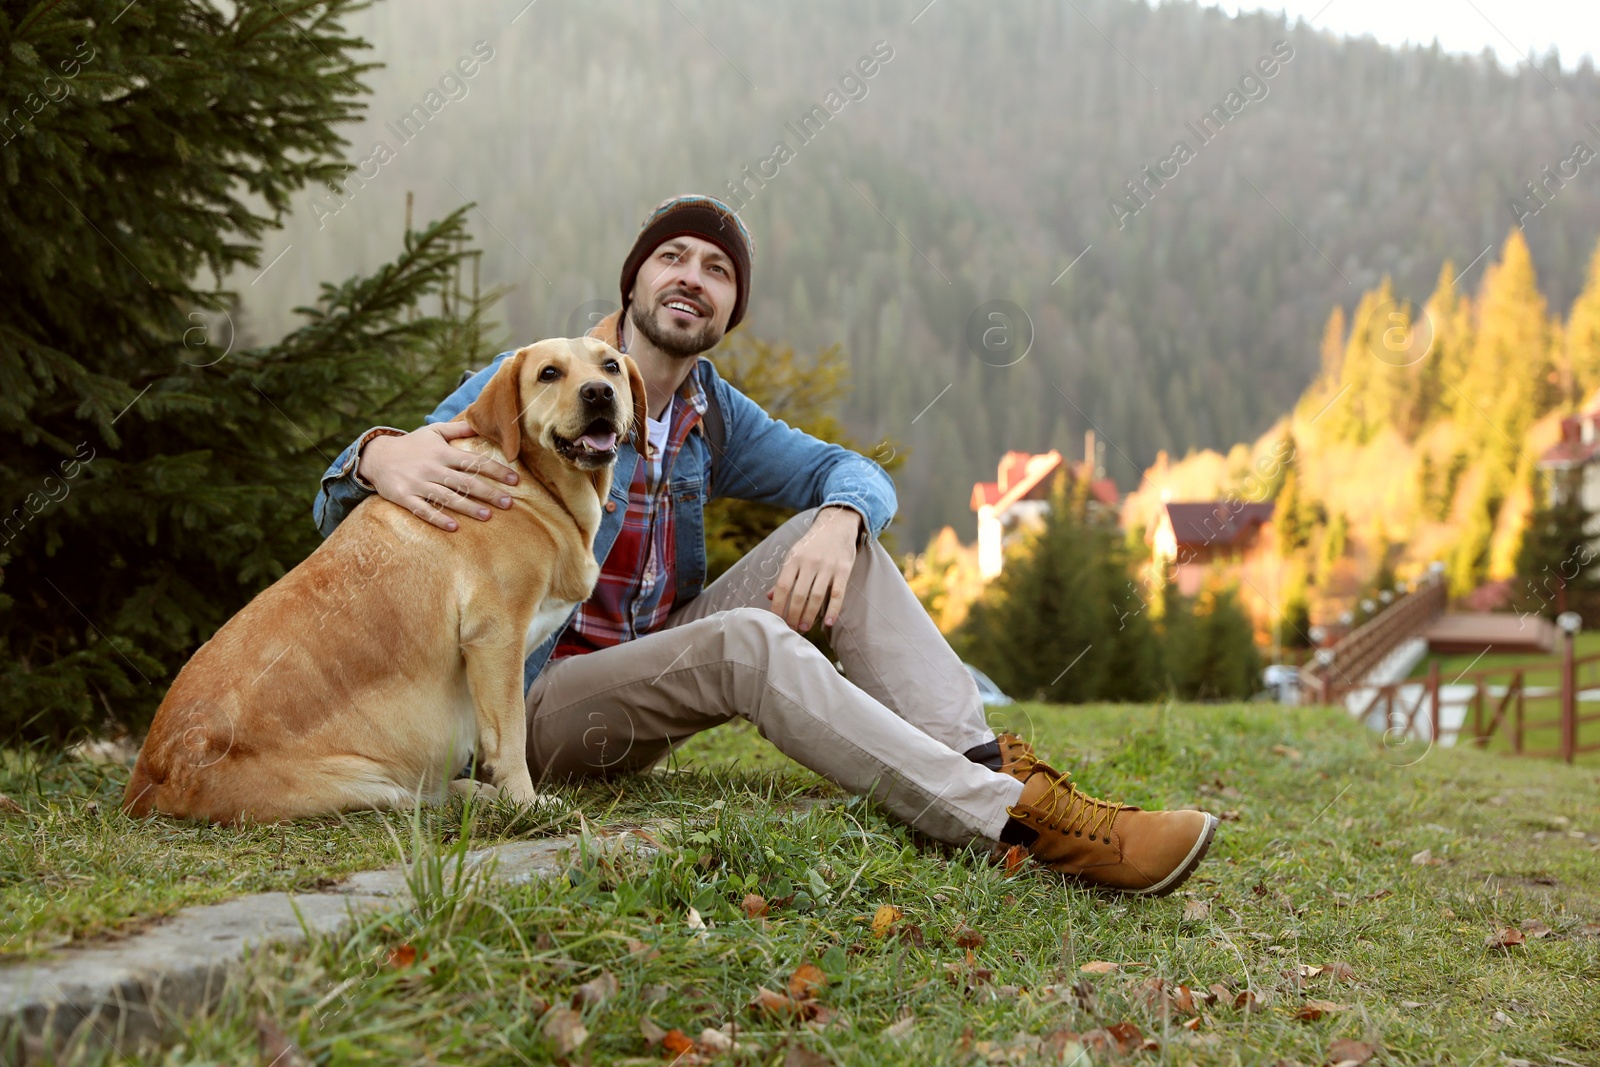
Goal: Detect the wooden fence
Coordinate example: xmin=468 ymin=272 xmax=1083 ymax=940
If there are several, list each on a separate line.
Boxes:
xmin=1344 ymin=645 xmax=1600 ymax=763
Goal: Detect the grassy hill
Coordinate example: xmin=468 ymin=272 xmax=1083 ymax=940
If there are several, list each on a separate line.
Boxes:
xmin=4 ymin=704 xmax=1598 ymax=1063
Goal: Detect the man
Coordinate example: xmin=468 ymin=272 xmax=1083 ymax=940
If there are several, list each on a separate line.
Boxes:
xmin=315 ymin=194 xmax=1217 ymax=895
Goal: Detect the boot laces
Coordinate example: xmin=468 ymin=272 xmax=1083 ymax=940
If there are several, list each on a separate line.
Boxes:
xmin=1020 ymin=768 xmax=1124 ymax=840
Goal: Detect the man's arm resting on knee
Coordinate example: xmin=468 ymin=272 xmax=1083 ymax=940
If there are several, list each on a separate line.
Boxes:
xmin=702 ymin=367 xmax=896 ymax=630
xmin=312 ymin=352 xmax=522 ymax=537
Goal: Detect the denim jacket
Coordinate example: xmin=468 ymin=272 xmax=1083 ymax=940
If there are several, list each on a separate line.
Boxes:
xmin=313 ymin=340 xmax=897 ymax=692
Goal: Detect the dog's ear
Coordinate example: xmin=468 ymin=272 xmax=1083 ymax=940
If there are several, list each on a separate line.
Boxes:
xmin=464 ymin=350 xmax=526 ymax=462
xmin=624 ymin=354 xmax=649 ymax=454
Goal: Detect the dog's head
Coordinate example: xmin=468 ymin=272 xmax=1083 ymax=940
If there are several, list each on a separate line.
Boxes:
xmin=465 ymin=337 xmax=646 ymax=476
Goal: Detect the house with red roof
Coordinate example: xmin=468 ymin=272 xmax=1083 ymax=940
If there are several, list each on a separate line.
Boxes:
xmin=1536 ymin=388 xmax=1600 ymax=522
xmin=1150 ymin=500 xmax=1275 ymax=596
xmin=970 ymin=434 xmax=1119 ymax=579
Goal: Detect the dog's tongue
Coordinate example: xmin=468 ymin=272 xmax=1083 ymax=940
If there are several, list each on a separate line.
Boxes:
xmin=579 ymin=429 xmax=617 ymax=452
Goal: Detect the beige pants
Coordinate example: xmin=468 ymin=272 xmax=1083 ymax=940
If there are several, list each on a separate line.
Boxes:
xmin=524 ymin=508 xmax=1024 ymax=846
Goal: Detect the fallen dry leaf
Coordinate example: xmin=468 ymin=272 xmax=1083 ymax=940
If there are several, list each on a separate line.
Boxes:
xmin=1323 ymin=961 xmax=1357 ymax=983
xmin=1295 ymin=999 xmax=1348 ymax=1021
xmin=385 ymin=943 xmax=417 ymax=969
xmin=1365 ymin=888 xmax=1393 ymax=902
xmin=1079 ymin=960 xmax=1120 ymax=974
xmin=1325 ymin=1038 xmax=1377 ymax=1066
xmin=872 ymin=904 xmax=902 ymax=938
xmin=1060 ymin=979 xmax=1096 ymax=1014
xmin=572 ymin=971 xmax=618 ymax=1009
xmin=698 ymin=1027 xmax=734 ymax=1052
xmin=788 ymin=962 xmax=827 ymax=1000
xmin=1410 ymin=848 xmax=1444 ymax=866
xmin=1182 ymin=1016 xmax=1201 ymax=1031
xmin=953 ymin=923 xmax=986 ymax=949
xmin=742 ymin=893 xmax=770 ymax=918
xmin=1271 ymin=744 xmax=1303 ymax=760
xmin=1207 ymin=982 xmax=1233 ymax=1005
xmin=0 ymin=793 xmax=23 ymax=816
xmin=1520 ymin=919 xmax=1553 ymax=939
xmin=627 ymin=938 xmax=662 ymax=961
xmin=639 ymin=1016 xmax=667 ymax=1046
xmin=1486 ymin=927 xmax=1526 ymax=948
xmin=662 ymin=1028 xmax=696 ymax=1056
xmin=896 ymin=922 xmax=925 ymax=948
xmin=752 ymin=987 xmax=802 ymax=1017
xmin=1296 ymin=965 xmax=1325 ymax=979
xmin=255 ymin=1013 xmax=307 ymax=1067
xmin=803 ymin=1002 xmax=838 ymax=1028
xmin=542 ymin=1007 xmax=589 ymax=1055
xmin=1219 ymin=809 xmax=1243 ymax=821
xmin=783 ymin=1046 xmax=833 ymax=1067
xmin=1440 ymin=907 xmax=1457 ymax=919
xmin=1182 ymin=899 xmax=1211 ymax=922
xmin=1233 ymin=989 xmax=1264 ymax=1012
xmin=883 ymin=1014 xmax=915 ymax=1041
xmin=1097 ymin=1021 xmax=1157 ymax=1054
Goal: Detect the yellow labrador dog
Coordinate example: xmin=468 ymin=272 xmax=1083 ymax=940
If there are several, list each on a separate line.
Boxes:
xmin=124 ymin=337 xmax=643 ymax=823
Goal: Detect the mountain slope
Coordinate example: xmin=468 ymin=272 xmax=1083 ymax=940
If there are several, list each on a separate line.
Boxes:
xmin=239 ymin=0 xmax=1600 ymax=544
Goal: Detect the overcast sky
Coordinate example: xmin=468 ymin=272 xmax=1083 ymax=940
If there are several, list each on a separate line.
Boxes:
xmin=1204 ymin=0 xmax=1597 ymax=69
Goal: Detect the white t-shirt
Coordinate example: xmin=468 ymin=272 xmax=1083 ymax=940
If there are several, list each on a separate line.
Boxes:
xmin=640 ymin=406 xmax=673 ymax=591
xmin=644 ymin=407 xmax=672 ymax=488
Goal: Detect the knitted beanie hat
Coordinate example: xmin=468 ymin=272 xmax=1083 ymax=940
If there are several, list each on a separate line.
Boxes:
xmin=619 ymin=195 xmax=754 ymax=330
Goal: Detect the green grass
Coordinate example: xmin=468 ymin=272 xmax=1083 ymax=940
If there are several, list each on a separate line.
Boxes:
xmin=0 ymin=751 xmax=579 ymax=960
xmin=5 ymin=704 xmax=1600 ymax=1065
xmin=1405 ymin=629 xmax=1600 ymax=684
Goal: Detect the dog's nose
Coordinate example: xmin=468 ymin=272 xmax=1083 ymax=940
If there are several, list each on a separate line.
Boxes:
xmin=580 ymin=381 xmax=614 ymax=406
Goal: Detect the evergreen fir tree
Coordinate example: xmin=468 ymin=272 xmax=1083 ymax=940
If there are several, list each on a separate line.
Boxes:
xmin=1161 ymin=585 xmax=1263 ymax=700
xmin=1565 ymin=240 xmax=1600 ymax=403
xmin=1330 ymin=288 xmax=1382 ymax=442
xmin=957 ymin=476 xmax=1161 ymax=703
xmin=1464 ymin=230 xmax=1555 ymax=459
xmin=0 ymin=2 xmax=493 ymax=742
xmin=1318 ymin=306 xmax=1347 ymax=385
xmin=1513 ymin=467 xmax=1598 ymax=618
xmin=1274 ymin=436 xmax=1311 ymax=555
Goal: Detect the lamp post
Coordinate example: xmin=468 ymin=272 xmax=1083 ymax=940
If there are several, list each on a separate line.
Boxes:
xmin=1557 ymin=612 xmax=1582 ymax=763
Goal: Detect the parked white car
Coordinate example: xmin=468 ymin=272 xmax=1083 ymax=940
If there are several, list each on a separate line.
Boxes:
xmin=964 ymin=663 xmax=1014 ymax=706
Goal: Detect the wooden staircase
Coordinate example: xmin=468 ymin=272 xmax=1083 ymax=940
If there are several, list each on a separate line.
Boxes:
xmin=1299 ymin=574 xmax=1448 ymax=704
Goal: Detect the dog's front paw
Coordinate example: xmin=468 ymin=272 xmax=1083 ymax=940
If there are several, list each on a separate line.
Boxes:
xmin=499 ymin=781 xmax=554 ymax=811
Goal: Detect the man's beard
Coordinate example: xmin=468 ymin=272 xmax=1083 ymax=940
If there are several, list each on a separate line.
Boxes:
xmin=629 ymin=295 xmax=724 ymax=359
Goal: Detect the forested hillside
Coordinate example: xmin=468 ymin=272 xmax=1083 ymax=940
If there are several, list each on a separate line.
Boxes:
xmin=1122 ymin=228 xmax=1600 ymax=627
xmin=240 ymin=0 xmax=1600 ymax=545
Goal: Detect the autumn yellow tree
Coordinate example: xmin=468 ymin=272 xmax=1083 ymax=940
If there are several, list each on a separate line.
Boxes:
xmin=1462 ymin=230 xmax=1554 ymax=463
xmin=1564 ymin=241 xmax=1600 ymax=403
xmin=1416 ymin=260 xmax=1473 ymax=429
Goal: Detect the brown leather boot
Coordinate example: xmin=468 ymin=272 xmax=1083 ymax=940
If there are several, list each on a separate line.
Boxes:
xmin=993 ymin=732 xmax=1042 ymax=781
xmin=1007 ymin=763 xmax=1219 ymax=896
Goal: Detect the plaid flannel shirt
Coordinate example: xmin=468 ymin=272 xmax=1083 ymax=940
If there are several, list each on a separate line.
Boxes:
xmin=549 ymin=374 xmax=708 ymax=659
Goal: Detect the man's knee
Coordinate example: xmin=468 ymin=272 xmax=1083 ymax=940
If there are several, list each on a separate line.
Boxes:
xmin=710 ymin=606 xmax=807 ymax=664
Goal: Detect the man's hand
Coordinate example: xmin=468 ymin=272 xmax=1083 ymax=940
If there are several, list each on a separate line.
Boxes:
xmin=768 ymin=506 xmax=863 ymax=631
xmin=358 ymin=421 xmax=520 ymax=532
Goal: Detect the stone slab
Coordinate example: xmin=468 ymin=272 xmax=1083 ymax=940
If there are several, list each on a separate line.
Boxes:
xmin=0 ymin=833 xmax=614 ymax=1063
